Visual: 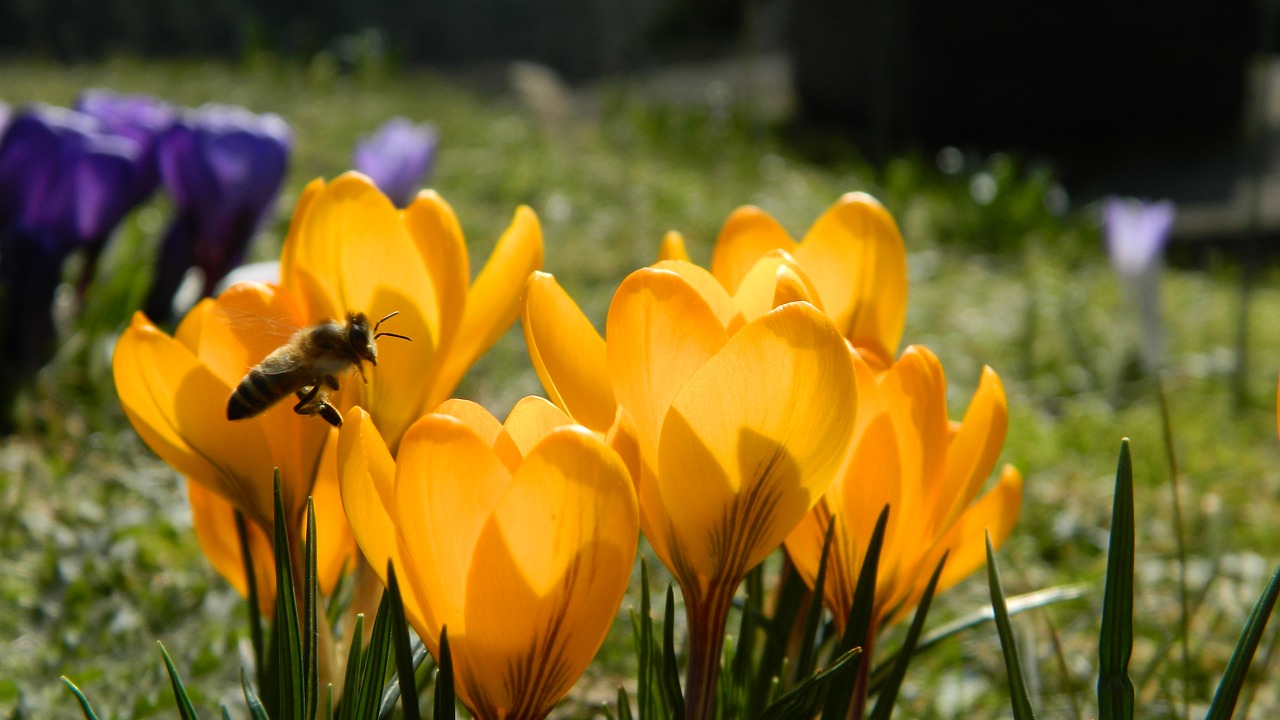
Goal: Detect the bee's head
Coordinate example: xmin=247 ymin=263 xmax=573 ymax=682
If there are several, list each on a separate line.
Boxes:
xmin=347 ymin=312 xmax=379 ymax=365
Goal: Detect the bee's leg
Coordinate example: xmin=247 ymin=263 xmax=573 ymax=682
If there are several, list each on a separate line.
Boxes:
xmin=324 ymin=374 xmax=340 ymax=390
xmin=293 ymin=384 xmax=323 ymax=415
xmin=316 ymin=401 xmax=343 ymax=428
xmin=355 ymin=362 xmax=369 ymax=384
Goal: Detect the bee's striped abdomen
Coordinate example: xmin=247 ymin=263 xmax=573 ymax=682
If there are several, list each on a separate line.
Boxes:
xmin=226 ymin=368 xmax=295 ymax=420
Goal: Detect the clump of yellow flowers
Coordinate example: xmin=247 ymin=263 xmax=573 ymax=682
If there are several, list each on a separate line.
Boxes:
xmin=115 ymin=176 xmax=1019 ymax=719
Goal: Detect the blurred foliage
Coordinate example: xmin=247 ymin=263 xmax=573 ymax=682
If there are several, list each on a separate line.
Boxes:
xmin=1 ymin=58 xmax=1279 ymax=718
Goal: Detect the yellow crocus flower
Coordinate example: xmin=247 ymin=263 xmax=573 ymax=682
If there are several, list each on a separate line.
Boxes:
xmin=784 ymin=345 xmax=1023 ymax=636
xmin=527 ymin=262 xmax=858 ymax=718
xmin=338 ymin=398 xmax=638 ymax=720
xmin=114 ymin=172 xmax=542 ymax=611
xmin=660 ymin=192 xmax=907 ymax=370
xmin=113 ymin=283 xmax=350 ymax=611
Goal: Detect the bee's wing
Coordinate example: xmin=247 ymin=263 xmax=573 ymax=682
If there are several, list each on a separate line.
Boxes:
xmin=211 ymin=305 xmax=302 ymax=343
xmin=206 ymin=304 xmax=310 ymax=379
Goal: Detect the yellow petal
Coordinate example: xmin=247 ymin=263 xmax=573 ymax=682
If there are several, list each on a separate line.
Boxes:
xmin=337 ymin=407 xmax=429 ymax=632
xmin=403 ymin=189 xmax=470 ymax=392
xmin=309 ymin=437 xmax=355 ymax=596
xmin=495 ymin=396 xmax=575 ymax=471
xmin=523 ymin=272 xmax=615 ymax=433
xmin=656 ymin=301 xmax=856 ymax=588
xmin=174 ymin=298 xmax=212 ymax=352
xmin=435 ymin=398 xmax=504 ymax=447
xmin=189 ymin=479 xmax=276 ymax=617
xmin=772 ymin=264 xmax=820 ymax=310
xmin=710 ymin=206 xmax=796 ymax=293
xmin=880 ymin=346 xmax=949 ymax=532
xmin=795 ymin=193 xmax=906 ymax=369
xmin=280 ymin=172 xmax=441 ymax=452
xmin=432 ymin=204 xmax=544 ymax=404
xmin=113 ymin=312 xmax=277 ymax=530
xmin=607 ymin=267 xmax=730 ymax=458
xmin=658 ymin=230 xmax=691 ymax=263
xmin=198 ymin=283 xmax=330 ymax=517
xmin=730 ymin=251 xmax=823 ymax=322
xmin=896 ymin=464 xmax=1023 ymax=624
xmin=650 ymin=260 xmax=744 ymax=333
xmin=460 ymin=426 xmax=638 ymax=720
xmin=394 ymin=413 xmax=513 ymax=643
xmin=278 ymin=177 xmax=327 ymax=302
xmin=938 ymin=365 xmax=1009 ymax=529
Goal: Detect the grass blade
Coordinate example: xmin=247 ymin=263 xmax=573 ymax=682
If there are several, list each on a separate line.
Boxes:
xmin=59 ymin=677 xmax=100 ymax=720
xmin=752 ymin=556 xmax=810 ymax=714
xmin=433 ymin=627 xmax=456 ymax=720
xmin=630 ymin=557 xmax=658 ymax=720
xmin=355 ymin=590 xmax=396 ymax=720
xmin=303 ymin=497 xmax=320 ymax=720
xmin=1098 ymin=439 xmax=1135 ymax=720
xmin=158 ymin=642 xmax=200 ymax=720
xmin=336 ymin=613 xmax=365 ymax=720
xmin=794 ymin=519 xmax=836 ymax=684
xmin=660 ymin=585 xmax=686 ymax=719
xmin=616 ymin=685 xmax=635 ymax=720
xmin=240 ymin=668 xmax=269 ymax=720
xmin=756 ymin=647 xmax=861 ymax=720
xmin=868 ymin=551 xmax=948 ymax=720
xmin=387 ymin=563 xmax=422 ymax=720
xmin=271 ymin=471 xmax=304 ymax=720
xmin=234 ymin=510 xmax=265 ymax=692
xmin=376 ymin=640 xmax=428 ymax=719
xmin=987 ymin=532 xmax=1037 ymax=720
xmin=1155 ymin=376 xmax=1191 ymax=720
xmin=868 ymin=583 xmax=1090 ymax=692
xmin=1204 ymin=565 xmax=1280 ymax=720
xmin=821 ymin=504 xmax=889 ymax=720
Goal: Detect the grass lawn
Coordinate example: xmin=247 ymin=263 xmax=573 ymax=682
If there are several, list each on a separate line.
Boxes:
xmin=2 ymin=57 xmax=1279 ymax=718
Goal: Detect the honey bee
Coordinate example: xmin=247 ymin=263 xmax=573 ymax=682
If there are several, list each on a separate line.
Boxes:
xmin=226 ymin=310 xmax=411 ymax=428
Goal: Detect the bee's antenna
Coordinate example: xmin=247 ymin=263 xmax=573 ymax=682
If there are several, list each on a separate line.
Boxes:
xmin=373 ymin=310 xmax=412 ymax=342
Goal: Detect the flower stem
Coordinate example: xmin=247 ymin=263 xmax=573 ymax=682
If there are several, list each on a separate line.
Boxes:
xmin=683 ymin=580 xmax=737 ymax=720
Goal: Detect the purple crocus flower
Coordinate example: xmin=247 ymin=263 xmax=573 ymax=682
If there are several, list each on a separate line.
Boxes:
xmin=146 ymin=104 xmax=291 ymax=322
xmin=75 ymin=89 xmax=173 ymax=207
xmin=353 ymin=116 xmax=438 ymax=207
xmin=1102 ymin=196 xmax=1176 ymax=371
xmin=0 ymin=106 xmax=144 ymax=412
xmin=1103 ymin=197 xmax=1176 ymax=278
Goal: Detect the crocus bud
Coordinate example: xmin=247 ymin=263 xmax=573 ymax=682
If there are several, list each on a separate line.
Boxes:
xmin=352 ymin=116 xmax=437 ymax=208
xmin=145 ymin=104 xmax=291 ymax=322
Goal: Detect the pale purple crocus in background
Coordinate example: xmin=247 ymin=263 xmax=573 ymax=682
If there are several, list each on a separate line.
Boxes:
xmin=353 ymin=116 xmax=437 ymax=207
xmin=1103 ymin=197 xmax=1176 ymax=372
xmin=0 ymin=105 xmax=146 ymax=421
xmin=146 ymin=104 xmax=291 ymax=322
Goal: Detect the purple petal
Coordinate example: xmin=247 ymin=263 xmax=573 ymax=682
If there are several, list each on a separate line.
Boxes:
xmin=75 ymin=89 xmax=173 ymax=204
xmin=0 ymin=106 xmax=143 ymax=253
xmin=153 ymin=104 xmax=291 ymax=292
xmin=353 ymin=116 xmax=438 ymax=207
xmin=1103 ymin=197 xmax=1176 ymax=276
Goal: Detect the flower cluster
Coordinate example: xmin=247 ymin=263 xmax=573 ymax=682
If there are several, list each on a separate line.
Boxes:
xmin=114 ymin=172 xmax=1019 ymax=717
xmin=0 ymin=97 xmax=437 ymax=430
